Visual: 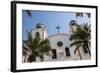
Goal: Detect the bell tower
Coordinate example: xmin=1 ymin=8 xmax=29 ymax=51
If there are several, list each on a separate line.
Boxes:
xmin=31 ymin=22 xmax=48 ymax=40
xmin=69 ymin=20 xmax=78 ymax=34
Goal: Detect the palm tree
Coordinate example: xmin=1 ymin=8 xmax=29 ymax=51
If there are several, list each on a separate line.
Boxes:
xmin=69 ymin=23 xmax=91 ymax=60
xmin=26 ymin=31 xmax=52 ymax=62
xmin=76 ymin=13 xmax=91 ymax=18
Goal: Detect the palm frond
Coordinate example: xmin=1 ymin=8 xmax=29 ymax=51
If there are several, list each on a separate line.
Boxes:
xmin=70 ymin=24 xmax=91 ymax=41
xmin=76 ymin=13 xmax=83 ymax=18
xmin=25 ymin=10 xmax=32 ymax=17
xmin=70 ymin=41 xmax=83 ymax=47
xmin=69 ymin=23 xmax=91 ymax=56
xmin=86 ymin=13 xmax=91 ymax=18
xmin=39 ymin=55 xmax=44 ymax=61
xmin=37 ymin=39 xmax=51 ymax=52
xmin=27 ymin=54 xmax=36 ymax=62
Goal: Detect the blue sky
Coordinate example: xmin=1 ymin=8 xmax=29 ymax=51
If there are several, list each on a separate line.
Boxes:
xmin=22 ymin=10 xmax=91 ymax=40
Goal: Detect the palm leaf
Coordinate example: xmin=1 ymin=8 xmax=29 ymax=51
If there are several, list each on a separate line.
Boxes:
xmin=27 ymin=54 xmax=36 ymax=62
xmin=37 ymin=39 xmax=51 ymax=53
xmin=25 ymin=10 xmax=32 ymax=17
xmin=86 ymin=13 xmax=91 ymax=18
xmin=70 ymin=41 xmax=83 ymax=47
xmin=76 ymin=13 xmax=83 ymax=17
xmin=26 ymin=30 xmax=51 ymax=62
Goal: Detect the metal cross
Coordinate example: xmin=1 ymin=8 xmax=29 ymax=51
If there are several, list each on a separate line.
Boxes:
xmin=56 ymin=25 xmax=61 ymax=34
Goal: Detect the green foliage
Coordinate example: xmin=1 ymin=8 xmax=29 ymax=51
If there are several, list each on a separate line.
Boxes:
xmin=25 ymin=31 xmax=51 ymax=62
xmin=70 ymin=23 xmax=91 ymax=56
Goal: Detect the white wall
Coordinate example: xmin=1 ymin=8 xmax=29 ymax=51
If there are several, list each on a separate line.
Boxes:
xmin=0 ymin=0 xmax=100 ymax=73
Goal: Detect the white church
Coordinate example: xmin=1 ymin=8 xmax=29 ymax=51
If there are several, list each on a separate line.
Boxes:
xmin=23 ymin=20 xmax=91 ymax=62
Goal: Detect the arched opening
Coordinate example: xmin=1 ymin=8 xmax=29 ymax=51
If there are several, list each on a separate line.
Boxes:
xmin=65 ymin=47 xmax=70 ymax=56
xmin=36 ymin=25 xmax=43 ymax=29
xmin=35 ymin=32 xmax=41 ymax=40
xmin=52 ymin=49 xmax=57 ymax=59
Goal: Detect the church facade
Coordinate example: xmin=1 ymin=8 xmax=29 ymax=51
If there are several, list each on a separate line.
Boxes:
xmin=23 ymin=21 xmax=91 ymax=62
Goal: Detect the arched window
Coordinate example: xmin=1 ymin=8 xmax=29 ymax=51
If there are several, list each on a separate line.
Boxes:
xmin=52 ymin=49 xmax=57 ymax=59
xmin=36 ymin=25 xmax=43 ymax=28
xmin=35 ymin=32 xmax=40 ymax=37
xmin=65 ymin=47 xmax=70 ymax=56
xmin=35 ymin=32 xmax=41 ymax=40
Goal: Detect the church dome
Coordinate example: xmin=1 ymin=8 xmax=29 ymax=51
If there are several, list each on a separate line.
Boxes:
xmin=36 ymin=22 xmax=45 ymax=29
xmin=69 ymin=20 xmax=77 ymax=26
